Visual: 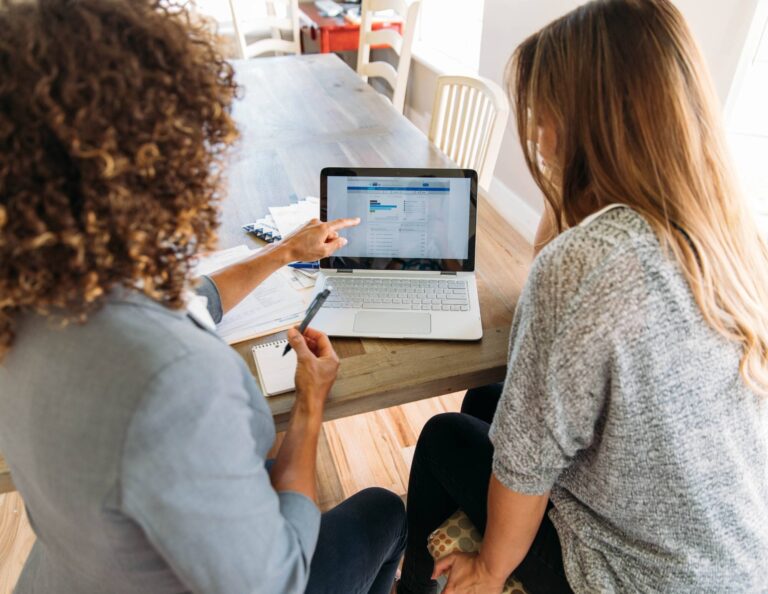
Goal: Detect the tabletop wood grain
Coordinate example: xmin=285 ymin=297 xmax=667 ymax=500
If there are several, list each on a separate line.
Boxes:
xmin=223 ymin=54 xmax=532 ymax=431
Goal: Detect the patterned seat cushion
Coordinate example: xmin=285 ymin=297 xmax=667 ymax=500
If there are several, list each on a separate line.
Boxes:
xmin=427 ymin=510 xmax=529 ymax=594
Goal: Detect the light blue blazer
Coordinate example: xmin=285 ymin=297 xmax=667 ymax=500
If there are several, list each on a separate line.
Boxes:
xmin=0 ymin=278 xmax=320 ymax=593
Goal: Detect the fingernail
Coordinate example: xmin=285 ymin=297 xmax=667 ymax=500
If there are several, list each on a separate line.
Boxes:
xmin=340 ymin=238 xmax=348 ymax=246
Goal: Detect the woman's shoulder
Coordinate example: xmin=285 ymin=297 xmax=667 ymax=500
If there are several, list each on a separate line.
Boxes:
xmin=101 ymin=288 xmax=236 ymax=371
xmin=9 ymin=287 xmax=246 ymax=399
xmin=534 ymin=206 xmax=660 ymax=290
xmin=522 ymin=206 xmax=670 ymax=331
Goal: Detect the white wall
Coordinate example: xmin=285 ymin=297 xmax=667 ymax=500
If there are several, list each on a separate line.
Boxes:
xmin=474 ymin=0 xmax=760 ymax=238
xmin=680 ymin=0 xmax=761 ymax=102
xmin=404 ymin=59 xmax=441 ymax=134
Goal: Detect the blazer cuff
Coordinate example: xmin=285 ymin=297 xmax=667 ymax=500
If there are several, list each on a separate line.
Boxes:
xmin=277 ymin=491 xmax=322 ymax=561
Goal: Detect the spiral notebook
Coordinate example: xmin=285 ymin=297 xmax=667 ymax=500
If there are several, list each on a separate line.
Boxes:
xmin=251 ymin=339 xmax=297 ymax=396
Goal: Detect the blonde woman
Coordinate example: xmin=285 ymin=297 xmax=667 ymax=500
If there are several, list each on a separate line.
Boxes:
xmin=397 ymin=1 xmax=768 ymax=592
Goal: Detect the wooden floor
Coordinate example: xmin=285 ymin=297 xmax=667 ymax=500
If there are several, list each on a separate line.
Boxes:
xmin=0 ymin=392 xmax=465 ymax=593
xmin=0 ymin=491 xmax=34 ymax=594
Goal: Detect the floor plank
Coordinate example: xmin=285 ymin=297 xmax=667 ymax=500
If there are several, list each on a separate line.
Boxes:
xmin=0 ymin=493 xmax=35 ymax=594
xmin=320 ymin=392 xmax=464 ymax=503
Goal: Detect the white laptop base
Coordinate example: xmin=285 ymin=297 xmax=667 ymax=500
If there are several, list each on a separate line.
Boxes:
xmin=311 ymin=270 xmax=483 ymax=341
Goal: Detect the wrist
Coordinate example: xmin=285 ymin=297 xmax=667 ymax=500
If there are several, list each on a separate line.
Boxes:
xmin=270 ymin=240 xmax=296 ymax=266
xmin=246 ymin=241 xmax=293 ymax=271
xmin=477 ymin=551 xmax=512 ymax=585
xmin=292 ymin=392 xmax=326 ymax=423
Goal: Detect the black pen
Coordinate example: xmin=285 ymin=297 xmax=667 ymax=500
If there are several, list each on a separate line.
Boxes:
xmin=283 ymin=288 xmax=332 ymax=356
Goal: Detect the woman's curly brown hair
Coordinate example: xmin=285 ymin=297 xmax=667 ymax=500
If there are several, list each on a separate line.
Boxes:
xmin=0 ymin=0 xmax=239 ymax=359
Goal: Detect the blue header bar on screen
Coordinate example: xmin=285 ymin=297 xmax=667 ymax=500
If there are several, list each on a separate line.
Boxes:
xmin=347 ymin=186 xmax=450 ymax=192
xmin=347 ymin=179 xmax=451 ymax=193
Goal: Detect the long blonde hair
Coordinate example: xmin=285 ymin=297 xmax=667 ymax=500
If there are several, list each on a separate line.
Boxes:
xmin=511 ymin=0 xmax=768 ymax=393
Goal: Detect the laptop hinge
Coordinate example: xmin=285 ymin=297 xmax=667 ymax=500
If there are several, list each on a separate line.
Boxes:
xmin=440 ymin=271 xmax=458 ymax=276
xmin=337 ymin=269 xmax=354 ymax=273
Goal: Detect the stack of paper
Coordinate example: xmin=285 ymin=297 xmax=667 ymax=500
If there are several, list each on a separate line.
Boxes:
xmin=194 ymin=245 xmax=307 ymax=344
xmin=242 ymin=197 xmax=320 ymax=244
xmin=194 ymin=245 xmax=252 ymax=276
xmin=283 ymin=268 xmax=317 ymax=290
xmin=269 ymin=196 xmax=320 ymax=238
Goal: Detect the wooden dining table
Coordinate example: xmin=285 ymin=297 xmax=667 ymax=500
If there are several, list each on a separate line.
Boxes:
xmin=0 ymin=54 xmax=531 ymax=494
xmin=222 ymin=54 xmax=532 ymax=431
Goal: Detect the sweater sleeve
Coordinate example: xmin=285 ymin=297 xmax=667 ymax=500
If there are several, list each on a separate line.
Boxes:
xmin=120 ymin=348 xmax=320 ymax=594
xmin=489 ymin=234 xmax=639 ymax=494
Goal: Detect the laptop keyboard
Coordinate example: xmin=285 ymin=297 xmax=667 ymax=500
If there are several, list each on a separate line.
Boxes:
xmin=324 ymin=277 xmax=470 ymax=311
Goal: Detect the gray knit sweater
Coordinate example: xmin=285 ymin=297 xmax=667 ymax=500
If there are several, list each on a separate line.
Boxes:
xmin=489 ymin=206 xmax=768 ymax=592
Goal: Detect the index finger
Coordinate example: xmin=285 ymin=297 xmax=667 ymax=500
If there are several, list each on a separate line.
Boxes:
xmin=327 ymin=217 xmax=361 ymax=232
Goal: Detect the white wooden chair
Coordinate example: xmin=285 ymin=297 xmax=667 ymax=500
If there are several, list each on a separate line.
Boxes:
xmin=429 ymin=75 xmax=510 ymax=192
xmin=227 ymin=0 xmax=301 ymax=59
xmin=356 ymin=0 xmax=422 ymax=113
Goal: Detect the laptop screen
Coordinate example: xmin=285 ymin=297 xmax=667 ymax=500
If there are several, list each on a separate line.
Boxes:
xmin=320 ymin=168 xmax=477 ymax=272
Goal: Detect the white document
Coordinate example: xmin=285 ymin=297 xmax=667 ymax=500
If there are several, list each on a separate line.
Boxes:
xmin=280 ymin=267 xmax=317 ymax=290
xmin=269 ymin=196 xmax=320 ymax=238
xmin=193 ymin=245 xmax=253 ymax=277
xmin=215 ymin=272 xmax=305 ymax=344
xmin=194 ymin=245 xmax=307 ymax=344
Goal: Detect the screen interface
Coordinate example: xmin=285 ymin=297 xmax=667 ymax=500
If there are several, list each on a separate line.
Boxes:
xmin=326 ymin=176 xmax=472 ymax=261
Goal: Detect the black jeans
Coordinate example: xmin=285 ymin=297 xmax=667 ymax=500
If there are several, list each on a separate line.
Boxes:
xmin=398 ymin=384 xmax=573 ymax=594
xmin=306 ymin=487 xmax=407 ymax=594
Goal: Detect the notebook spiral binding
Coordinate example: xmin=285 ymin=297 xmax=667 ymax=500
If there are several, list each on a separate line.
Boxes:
xmin=252 ymin=338 xmax=288 ymax=350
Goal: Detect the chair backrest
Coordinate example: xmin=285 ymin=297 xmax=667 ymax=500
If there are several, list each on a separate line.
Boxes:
xmin=429 ymin=75 xmax=510 ymax=192
xmin=228 ymin=0 xmax=301 ymax=59
xmin=356 ymin=0 xmax=422 ymax=113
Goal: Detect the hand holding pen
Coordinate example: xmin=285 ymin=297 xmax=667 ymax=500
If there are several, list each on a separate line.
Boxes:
xmin=283 ymin=288 xmax=332 ymax=356
xmin=287 ymin=324 xmax=339 ymax=417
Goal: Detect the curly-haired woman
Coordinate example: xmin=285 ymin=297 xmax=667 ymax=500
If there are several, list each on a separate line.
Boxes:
xmin=398 ymin=1 xmax=768 ymax=593
xmin=0 ymin=1 xmax=405 ymax=593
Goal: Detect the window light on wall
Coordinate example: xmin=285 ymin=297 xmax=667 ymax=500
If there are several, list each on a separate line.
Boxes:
xmin=727 ymin=1 xmax=768 ymax=233
xmin=191 ymin=0 xmax=275 ymax=35
xmin=413 ymin=0 xmax=485 ymax=73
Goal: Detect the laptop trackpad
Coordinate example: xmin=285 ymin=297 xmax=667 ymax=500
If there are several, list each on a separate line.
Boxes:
xmin=353 ymin=311 xmax=431 ymax=335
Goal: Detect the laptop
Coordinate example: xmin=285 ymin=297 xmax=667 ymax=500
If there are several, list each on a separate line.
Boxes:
xmin=310 ymin=167 xmax=482 ymax=341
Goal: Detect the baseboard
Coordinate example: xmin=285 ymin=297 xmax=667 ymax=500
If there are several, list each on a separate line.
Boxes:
xmin=484 ymin=177 xmax=541 ymax=245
